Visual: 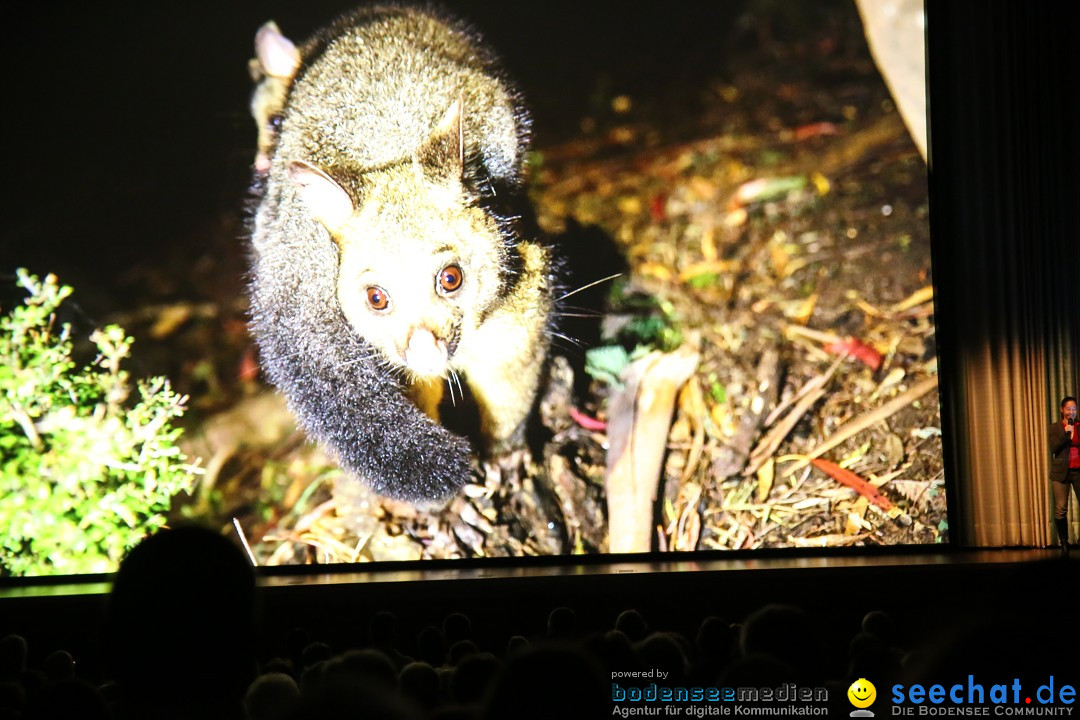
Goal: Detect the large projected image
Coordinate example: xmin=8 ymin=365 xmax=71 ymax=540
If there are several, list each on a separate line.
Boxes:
xmin=0 ymin=0 xmax=942 ymax=576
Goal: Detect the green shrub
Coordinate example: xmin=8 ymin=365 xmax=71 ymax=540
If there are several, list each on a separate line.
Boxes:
xmin=0 ymin=270 xmax=199 ymax=576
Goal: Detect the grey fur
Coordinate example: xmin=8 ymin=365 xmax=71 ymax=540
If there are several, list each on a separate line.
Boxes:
xmin=248 ymin=5 xmax=534 ymax=501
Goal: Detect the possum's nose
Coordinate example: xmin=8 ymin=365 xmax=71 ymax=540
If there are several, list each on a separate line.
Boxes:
xmin=404 ymin=327 xmax=449 ymax=378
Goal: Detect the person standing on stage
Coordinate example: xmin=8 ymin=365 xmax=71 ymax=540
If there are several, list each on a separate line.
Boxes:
xmin=1049 ymin=395 xmax=1079 ymax=556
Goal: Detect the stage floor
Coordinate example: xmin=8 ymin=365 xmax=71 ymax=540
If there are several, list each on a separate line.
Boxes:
xmin=1 ymin=547 xmax=1072 ymax=678
xmin=0 ymin=546 xmax=1066 ymax=599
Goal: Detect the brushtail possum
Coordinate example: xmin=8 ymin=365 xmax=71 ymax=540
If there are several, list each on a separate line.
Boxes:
xmin=247 ymin=5 xmax=554 ymax=502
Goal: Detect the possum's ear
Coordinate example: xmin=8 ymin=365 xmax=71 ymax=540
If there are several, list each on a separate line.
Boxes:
xmin=288 ymin=161 xmax=355 ymax=232
xmin=416 ymin=93 xmax=464 ymax=183
xmin=253 ymin=21 xmax=301 ymax=80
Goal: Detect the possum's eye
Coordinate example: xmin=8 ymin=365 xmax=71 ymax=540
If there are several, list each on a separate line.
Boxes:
xmin=268 ymin=114 xmax=282 ymax=129
xmin=366 ymin=286 xmax=390 ymax=311
xmin=437 ymin=264 xmax=463 ymax=294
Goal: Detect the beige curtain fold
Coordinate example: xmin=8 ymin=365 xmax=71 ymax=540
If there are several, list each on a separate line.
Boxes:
xmin=962 ymin=343 xmax=1045 ymax=547
xmin=958 ymin=300 xmax=1077 ymax=548
xmin=928 ymin=0 xmax=1079 ymax=548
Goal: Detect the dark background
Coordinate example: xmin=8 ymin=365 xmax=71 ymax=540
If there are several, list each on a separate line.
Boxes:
xmin=1 ymin=1 xmax=864 ymax=317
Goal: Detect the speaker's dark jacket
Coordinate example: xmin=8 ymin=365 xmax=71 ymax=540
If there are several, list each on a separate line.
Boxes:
xmin=1049 ymin=421 xmax=1076 ymax=483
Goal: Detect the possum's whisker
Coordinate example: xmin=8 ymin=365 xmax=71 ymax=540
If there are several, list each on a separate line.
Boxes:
xmin=556 ymin=273 xmax=623 ymax=302
xmin=450 ymin=368 xmax=464 ymax=405
xmin=548 ymin=338 xmax=586 ymax=356
xmin=445 ymin=371 xmax=457 ymax=407
xmin=553 ymin=311 xmax=602 ymax=319
xmin=547 ymin=331 xmax=584 ymax=348
xmin=386 ymin=363 xmax=409 ymax=383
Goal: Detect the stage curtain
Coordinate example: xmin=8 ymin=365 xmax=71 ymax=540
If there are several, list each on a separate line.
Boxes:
xmin=927 ymin=0 xmax=1080 ymax=547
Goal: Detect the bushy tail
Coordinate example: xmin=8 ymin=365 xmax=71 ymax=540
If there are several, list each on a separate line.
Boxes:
xmin=249 ymin=263 xmax=472 ymax=503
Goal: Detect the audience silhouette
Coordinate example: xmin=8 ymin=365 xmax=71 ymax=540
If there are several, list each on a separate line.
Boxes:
xmin=0 ymin=528 xmax=1072 ymax=720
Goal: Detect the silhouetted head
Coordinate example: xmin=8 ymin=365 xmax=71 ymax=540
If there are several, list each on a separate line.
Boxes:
xmin=24 ymin=678 xmax=110 ymax=720
xmin=583 ymin=630 xmax=640 ymax=677
xmin=295 ymin=672 xmax=418 ymax=719
xmin=449 ymin=640 xmax=479 ymax=666
xmin=243 ymin=672 xmax=300 ymax=720
xmin=0 ymin=636 xmax=27 ymax=681
xmin=739 ymin=604 xmax=820 ymax=682
xmin=614 ymin=609 xmax=647 ymax=642
xmin=104 ymin=524 xmax=256 ymax=718
xmin=696 ymin=616 xmax=735 ymax=665
xmin=481 ymin=645 xmax=605 ymax=720
xmin=860 ymin=610 xmax=895 ymax=644
xmin=417 ymin=625 xmax=448 ymax=667
xmin=323 ymin=649 xmax=397 ymax=689
xmin=398 ymin=661 xmax=440 ymax=709
xmin=451 ymin=652 xmax=501 ymax=705
xmin=506 ymin=635 xmax=530 ymax=659
xmin=442 ymin=613 xmax=472 ymax=645
xmin=848 ymin=632 xmax=900 ymax=685
xmin=40 ymin=651 xmax=74 ymax=683
xmin=636 ymin=633 xmax=688 ymax=684
xmin=286 ymin=627 xmax=311 ymax=669
xmin=546 ymin=606 xmax=577 ymax=639
xmin=260 ymin=656 xmax=294 ymax=678
xmin=301 ymin=642 xmax=333 ymax=669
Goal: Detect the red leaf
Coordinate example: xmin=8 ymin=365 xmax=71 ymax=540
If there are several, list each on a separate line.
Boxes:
xmin=569 ymin=406 xmax=607 ymax=432
xmin=239 ymin=347 xmax=260 ymax=382
xmin=650 ymin=193 xmax=667 ymax=223
xmin=824 ymin=337 xmax=882 ymax=371
xmin=793 ymin=121 xmax=841 ymax=141
xmin=811 ymin=458 xmax=893 ymax=511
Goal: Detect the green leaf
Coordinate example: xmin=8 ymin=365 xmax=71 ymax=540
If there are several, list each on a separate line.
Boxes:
xmin=0 ymin=270 xmax=199 ymax=576
xmin=584 ymin=345 xmax=631 ymax=387
xmin=710 ymin=381 xmax=726 ymax=404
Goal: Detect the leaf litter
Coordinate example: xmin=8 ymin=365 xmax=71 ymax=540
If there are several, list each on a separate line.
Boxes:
xmin=169 ymin=4 xmax=945 ymax=562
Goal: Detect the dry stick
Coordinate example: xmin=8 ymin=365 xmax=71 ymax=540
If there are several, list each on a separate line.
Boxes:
xmin=232 ymin=517 xmax=258 ymax=566
xmin=783 ymin=324 xmax=843 ymax=346
xmin=762 ymin=352 xmax=845 ymax=428
xmin=679 ymin=380 xmax=708 ymax=485
xmin=714 ymin=347 xmax=782 ymax=479
xmin=746 ymin=355 xmax=845 ymax=476
xmin=746 ymin=386 xmax=825 ymax=477
xmin=780 ymin=374 xmax=939 ymax=478
xmin=606 ymin=345 xmax=701 ymax=554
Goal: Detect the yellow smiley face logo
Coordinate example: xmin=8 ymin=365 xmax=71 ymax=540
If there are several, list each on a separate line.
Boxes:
xmin=848 ymin=678 xmax=877 ymax=708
